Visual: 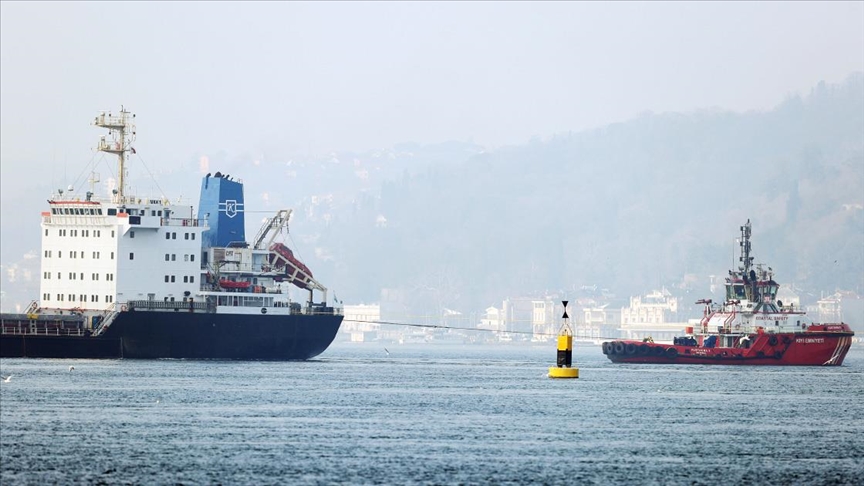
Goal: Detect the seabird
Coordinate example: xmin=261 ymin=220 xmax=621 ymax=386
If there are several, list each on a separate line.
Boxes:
xmin=1 ymin=375 xmax=11 ymax=383
xmin=69 ymin=366 xmax=75 ymax=372
xmin=384 ymin=348 xmax=390 ymax=356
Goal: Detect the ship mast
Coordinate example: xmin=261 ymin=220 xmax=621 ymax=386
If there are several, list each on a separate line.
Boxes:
xmin=738 ymin=219 xmax=753 ymax=277
xmin=94 ymin=107 xmax=136 ymax=203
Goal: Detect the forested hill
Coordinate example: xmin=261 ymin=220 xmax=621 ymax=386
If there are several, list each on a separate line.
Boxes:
xmin=317 ymin=74 xmax=864 ymax=315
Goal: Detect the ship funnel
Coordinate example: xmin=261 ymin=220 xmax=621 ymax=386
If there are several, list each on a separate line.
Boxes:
xmin=199 ymin=174 xmax=246 ymax=250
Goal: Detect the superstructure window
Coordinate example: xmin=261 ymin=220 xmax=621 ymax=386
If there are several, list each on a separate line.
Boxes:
xmin=191 ymin=233 xmax=195 ymax=240
xmin=130 ymin=231 xmax=135 ymax=238
xmin=170 ymin=276 xmax=176 ymax=283
xmin=165 ymin=254 xmax=170 ymax=261
xmin=171 ymin=254 xmax=176 ymax=261
xmin=45 ymin=229 xmax=48 ymax=236
xmin=129 ymin=253 xmax=134 ymax=260
xmin=165 ymin=233 xmax=170 ymax=240
xmin=190 ymin=276 xmax=195 ymax=283
xmin=165 ymin=275 xmax=170 ymax=283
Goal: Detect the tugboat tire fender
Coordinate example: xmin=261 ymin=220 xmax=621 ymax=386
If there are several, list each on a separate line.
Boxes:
xmin=625 ymin=343 xmax=637 ymax=355
xmin=614 ymin=342 xmax=625 ymax=355
xmin=665 ymin=347 xmax=678 ymax=358
xmin=768 ymin=335 xmax=778 ymax=346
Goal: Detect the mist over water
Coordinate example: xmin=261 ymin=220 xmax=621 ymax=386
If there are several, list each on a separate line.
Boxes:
xmin=2 ymin=343 xmax=862 ymax=484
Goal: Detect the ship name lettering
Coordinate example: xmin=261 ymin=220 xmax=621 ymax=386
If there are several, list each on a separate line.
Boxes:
xmin=795 ymin=338 xmax=824 ymax=344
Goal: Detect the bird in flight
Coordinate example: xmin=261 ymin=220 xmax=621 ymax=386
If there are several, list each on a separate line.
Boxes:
xmin=1 ymin=375 xmax=11 ymax=383
xmin=69 ymin=366 xmax=75 ymax=372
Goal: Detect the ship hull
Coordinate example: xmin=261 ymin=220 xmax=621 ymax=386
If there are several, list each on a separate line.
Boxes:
xmin=1 ymin=311 xmax=343 ymax=360
xmin=603 ymin=332 xmax=854 ymax=366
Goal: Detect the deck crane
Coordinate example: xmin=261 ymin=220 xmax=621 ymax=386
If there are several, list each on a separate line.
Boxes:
xmin=252 ymin=209 xmax=293 ymax=250
xmin=252 ymin=209 xmax=329 ymax=305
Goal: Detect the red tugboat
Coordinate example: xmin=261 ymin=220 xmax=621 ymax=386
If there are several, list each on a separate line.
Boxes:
xmin=603 ymin=220 xmax=855 ymax=366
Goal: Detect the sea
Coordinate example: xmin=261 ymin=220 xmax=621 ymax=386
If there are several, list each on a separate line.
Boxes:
xmin=1 ymin=342 xmax=863 ymax=485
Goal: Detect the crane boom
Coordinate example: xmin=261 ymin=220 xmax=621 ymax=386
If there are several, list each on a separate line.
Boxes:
xmin=252 ymin=209 xmax=292 ymax=250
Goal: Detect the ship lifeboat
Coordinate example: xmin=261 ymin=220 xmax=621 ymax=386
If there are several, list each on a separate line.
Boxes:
xmin=268 ymin=242 xmax=314 ymax=289
xmin=219 ymin=279 xmax=251 ymax=290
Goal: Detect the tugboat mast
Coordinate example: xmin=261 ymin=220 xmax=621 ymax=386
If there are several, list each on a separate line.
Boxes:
xmin=94 ymin=107 xmax=136 ymax=203
xmin=738 ymin=219 xmax=753 ymax=277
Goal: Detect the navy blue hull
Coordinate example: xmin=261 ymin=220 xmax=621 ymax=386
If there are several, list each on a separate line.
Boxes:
xmin=1 ymin=311 xmax=342 ymax=360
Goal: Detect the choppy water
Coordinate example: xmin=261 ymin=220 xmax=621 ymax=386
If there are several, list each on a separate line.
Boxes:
xmin=1 ymin=342 xmax=863 ymax=485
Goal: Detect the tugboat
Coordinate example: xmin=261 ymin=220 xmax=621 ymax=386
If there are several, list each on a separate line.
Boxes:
xmin=603 ymin=220 xmax=854 ymax=366
xmin=0 ymin=108 xmax=343 ymax=359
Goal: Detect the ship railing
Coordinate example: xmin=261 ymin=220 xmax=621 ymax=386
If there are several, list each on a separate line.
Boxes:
xmin=161 ymin=217 xmax=203 ymax=227
xmin=127 ymin=300 xmax=212 ymax=313
xmin=303 ymin=305 xmax=343 ymax=317
xmin=1 ymin=325 xmax=88 ymax=337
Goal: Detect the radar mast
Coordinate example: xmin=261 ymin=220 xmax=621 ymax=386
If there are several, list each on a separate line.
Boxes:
xmin=94 ymin=107 xmax=136 ymax=203
xmin=738 ymin=219 xmax=753 ymax=276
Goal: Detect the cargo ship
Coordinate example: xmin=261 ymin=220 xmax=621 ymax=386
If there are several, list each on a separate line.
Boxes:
xmin=0 ymin=108 xmax=343 ymax=359
xmin=603 ymin=220 xmax=854 ymax=366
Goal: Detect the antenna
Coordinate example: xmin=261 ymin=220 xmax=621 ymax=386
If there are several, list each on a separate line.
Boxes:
xmin=94 ymin=107 xmax=136 ymax=203
xmin=88 ymin=171 xmax=100 ymax=195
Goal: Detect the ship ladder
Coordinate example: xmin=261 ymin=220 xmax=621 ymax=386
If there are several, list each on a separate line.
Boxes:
xmin=92 ymin=310 xmax=120 ymax=337
xmin=24 ymin=300 xmax=39 ymax=315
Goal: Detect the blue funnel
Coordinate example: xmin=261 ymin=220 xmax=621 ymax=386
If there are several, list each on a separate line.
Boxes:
xmin=198 ymin=172 xmax=246 ymax=249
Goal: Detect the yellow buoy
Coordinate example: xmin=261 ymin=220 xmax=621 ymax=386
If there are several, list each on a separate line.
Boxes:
xmin=549 ymin=300 xmax=579 ymax=379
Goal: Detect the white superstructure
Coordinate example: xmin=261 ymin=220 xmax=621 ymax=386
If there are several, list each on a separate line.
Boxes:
xmin=39 ymin=108 xmax=205 ymax=313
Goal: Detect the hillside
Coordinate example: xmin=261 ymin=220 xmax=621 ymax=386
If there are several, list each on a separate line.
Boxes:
xmin=313 ymin=74 xmax=864 ymax=318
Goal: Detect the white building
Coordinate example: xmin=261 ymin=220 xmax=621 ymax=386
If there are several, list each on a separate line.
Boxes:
xmin=342 ymin=303 xmax=381 ymax=342
xmin=620 ymin=288 xmax=688 ymax=343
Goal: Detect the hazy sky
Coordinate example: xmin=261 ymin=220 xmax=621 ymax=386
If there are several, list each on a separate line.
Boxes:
xmin=1 ymin=1 xmax=863 ymax=166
